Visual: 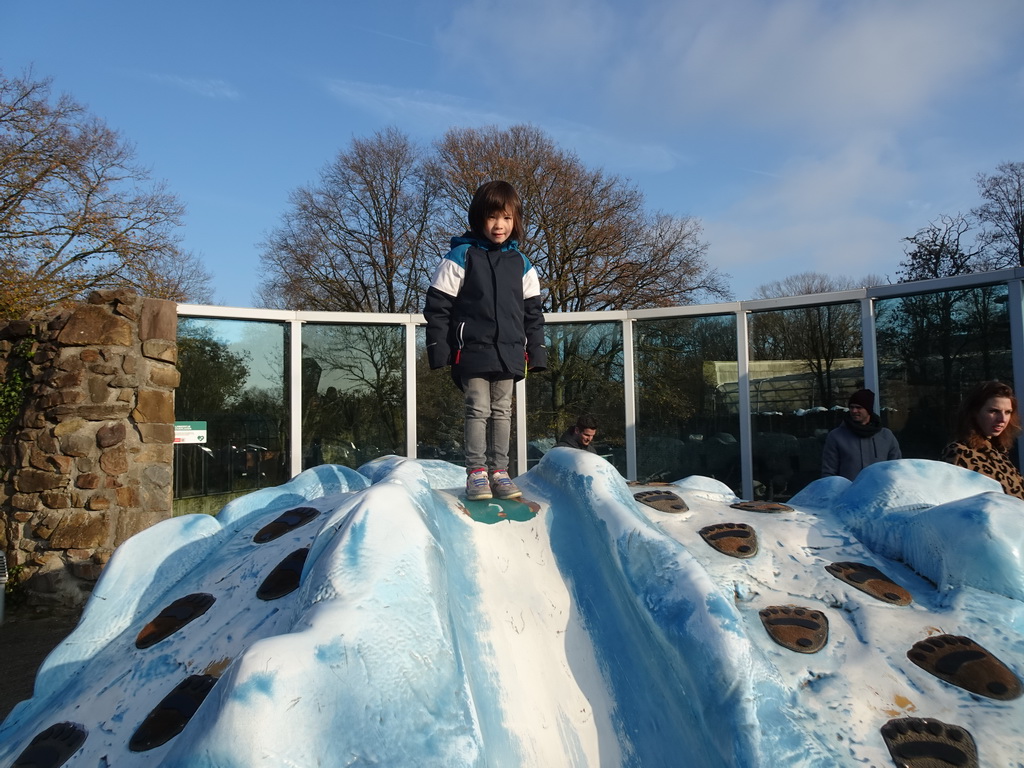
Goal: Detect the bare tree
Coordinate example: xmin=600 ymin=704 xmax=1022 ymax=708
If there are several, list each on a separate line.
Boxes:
xmin=257 ymin=127 xmax=439 ymax=312
xmin=751 ymin=273 xmax=866 ymax=407
xmin=973 ymin=161 xmax=1024 ymax=268
xmin=429 ymin=124 xmax=729 ymax=312
xmin=898 ymin=213 xmax=983 ymax=281
xmin=0 ymin=69 xmax=210 ymax=317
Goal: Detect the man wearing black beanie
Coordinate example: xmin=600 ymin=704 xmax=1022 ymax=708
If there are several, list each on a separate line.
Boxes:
xmin=821 ymin=388 xmax=902 ymax=480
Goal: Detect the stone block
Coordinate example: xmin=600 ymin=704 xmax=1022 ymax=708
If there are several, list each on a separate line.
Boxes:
xmin=54 ymin=417 xmax=88 ymax=437
xmin=143 ymin=465 xmax=172 ymax=487
xmin=69 ymin=560 xmax=104 ymax=581
xmin=11 ymin=493 xmax=39 ymax=512
xmin=115 ymin=485 xmax=141 ymax=507
xmin=115 ymin=508 xmax=169 ymax=545
xmin=113 ymin=301 xmax=138 ymax=321
xmin=0 ymin=319 xmax=33 ymax=339
xmin=15 ymin=469 xmax=65 ymax=493
xmin=88 ymin=377 xmax=114 ymax=404
xmin=50 ymin=510 xmax=109 ymax=549
xmin=40 ymin=491 xmax=72 ymax=509
xmin=75 ymin=473 xmax=101 ymax=490
xmin=47 ymin=369 xmax=84 ymax=389
xmin=58 ymin=304 xmax=133 ymax=347
xmin=138 ymin=422 xmax=174 ymax=444
xmin=135 ymin=444 xmax=172 ymax=464
xmin=38 ymin=389 xmax=85 ymax=409
xmin=36 ymin=429 xmax=59 ymax=454
xmin=61 ymin=430 xmax=96 ymax=458
xmin=133 ymin=389 xmax=174 ymax=424
xmin=99 ymin=444 xmax=129 ymax=476
xmin=140 ymin=298 xmax=177 ymax=342
xmin=30 ymin=451 xmax=74 ymax=475
xmin=96 ymin=422 xmax=127 ymax=448
xmin=51 ymin=403 xmax=132 ymax=420
xmin=146 ymin=363 xmax=180 ymax=388
xmin=142 ymin=339 xmax=177 ymax=363
xmin=88 ymin=288 xmax=138 ymax=306
xmin=86 ymin=494 xmax=111 ymax=511
xmin=79 ymin=349 xmax=100 ymax=363
xmin=12 ymin=511 xmax=34 ymax=522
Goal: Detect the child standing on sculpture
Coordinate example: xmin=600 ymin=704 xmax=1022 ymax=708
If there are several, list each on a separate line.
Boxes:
xmin=424 ymin=180 xmax=547 ymax=500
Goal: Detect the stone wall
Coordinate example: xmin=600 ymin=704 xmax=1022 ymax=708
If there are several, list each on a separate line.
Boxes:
xmin=0 ymin=290 xmax=178 ymax=608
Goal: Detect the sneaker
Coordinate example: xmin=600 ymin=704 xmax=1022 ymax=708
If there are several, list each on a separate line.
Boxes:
xmin=466 ymin=468 xmax=492 ymax=500
xmin=490 ymin=469 xmax=522 ymax=499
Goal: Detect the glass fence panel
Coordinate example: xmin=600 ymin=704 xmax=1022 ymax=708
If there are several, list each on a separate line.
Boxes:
xmin=415 ymin=326 xmax=468 ymax=468
xmin=174 ymin=318 xmax=289 ymax=499
xmin=876 ymin=283 xmax=1012 ymax=460
xmin=414 ymin=326 xmax=527 ymax=475
xmin=747 ymin=302 xmax=864 ymax=500
xmin=634 ymin=314 xmax=740 ymax=491
xmin=527 ymin=321 xmax=625 ymax=474
xmin=301 ymin=324 xmax=406 ymax=470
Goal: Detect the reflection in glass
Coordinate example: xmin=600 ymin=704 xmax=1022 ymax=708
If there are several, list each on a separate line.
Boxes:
xmin=747 ymin=302 xmax=864 ymax=499
xmin=527 ymin=322 xmax=625 ymax=474
xmin=876 ymin=283 xmax=1011 ymax=460
xmin=415 ymin=327 xmax=466 ymax=467
xmin=415 ymin=326 xmax=527 ymax=475
xmin=634 ymin=315 xmax=740 ymax=491
xmin=301 ymin=324 xmax=406 ymax=469
xmin=174 ymin=318 xmax=289 ymax=500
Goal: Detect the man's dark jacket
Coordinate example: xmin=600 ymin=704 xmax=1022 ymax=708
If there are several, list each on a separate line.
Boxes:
xmin=556 ymin=427 xmax=597 ymax=453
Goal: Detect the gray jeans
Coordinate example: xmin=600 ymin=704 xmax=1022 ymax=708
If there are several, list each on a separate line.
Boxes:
xmin=463 ymin=375 xmax=514 ymax=471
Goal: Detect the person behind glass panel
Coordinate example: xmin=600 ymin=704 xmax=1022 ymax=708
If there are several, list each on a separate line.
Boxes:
xmin=556 ymin=414 xmax=598 ymax=453
xmin=942 ymin=380 xmax=1024 ymax=499
xmin=820 ymin=389 xmax=901 ymax=481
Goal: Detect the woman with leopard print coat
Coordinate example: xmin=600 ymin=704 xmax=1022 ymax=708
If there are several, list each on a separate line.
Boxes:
xmin=941 ymin=380 xmax=1024 ymax=500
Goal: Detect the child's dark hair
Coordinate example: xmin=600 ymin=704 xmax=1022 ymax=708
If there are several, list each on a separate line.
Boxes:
xmin=954 ymin=380 xmax=1021 ymax=451
xmin=468 ymin=180 xmax=525 ymax=243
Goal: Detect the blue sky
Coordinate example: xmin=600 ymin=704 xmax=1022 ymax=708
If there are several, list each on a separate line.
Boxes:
xmin=4 ymin=0 xmax=1023 ymax=307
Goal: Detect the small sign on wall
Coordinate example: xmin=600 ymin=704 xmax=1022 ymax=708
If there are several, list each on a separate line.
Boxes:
xmin=174 ymin=421 xmax=208 ymax=444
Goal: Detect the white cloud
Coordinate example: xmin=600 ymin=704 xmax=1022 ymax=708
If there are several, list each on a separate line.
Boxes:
xmin=147 ymin=73 xmax=240 ymax=100
xmin=613 ymin=0 xmax=1015 ymax=136
xmin=322 ymin=78 xmax=681 ymax=174
xmin=440 ymin=0 xmax=617 ymax=83
xmin=702 ymin=135 xmax=924 ymax=296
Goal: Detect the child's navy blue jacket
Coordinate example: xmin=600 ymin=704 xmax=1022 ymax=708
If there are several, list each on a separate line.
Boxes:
xmin=423 ymin=233 xmax=547 ymax=385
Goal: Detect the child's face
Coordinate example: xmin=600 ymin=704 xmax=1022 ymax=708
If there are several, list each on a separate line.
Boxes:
xmin=483 ymin=209 xmax=515 ymax=245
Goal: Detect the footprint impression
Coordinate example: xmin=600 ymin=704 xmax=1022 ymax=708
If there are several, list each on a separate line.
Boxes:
xmin=257 ymin=547 xmax=312 ymax=601
xmin=880 ymin=717 xmax=978 ymax=768
xmin=129 ymin=674 xmax=219 ymax=752
xmin=136 ymin=593 xmax=217 ymax=649
xmin=253 ymin=506 xmax=321 ymax=543
xmin=907 ymin=634 xmax=1022 ymax=700
xmin=634 ymin=490 xmax=688 ymax=513
xmin=729 ymin=500 xmax=793 ymax=513
xmin=699 ymin=523 xmax=758 ymax=558
xmin=10 ymin=722 xmax=87 ymax=768
xmin=825 ymin=561 xmax=912 ymax=606
xmin=759 ymin=605 xmax=829 ymax=653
